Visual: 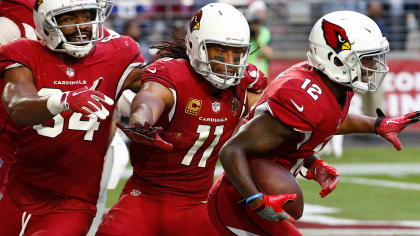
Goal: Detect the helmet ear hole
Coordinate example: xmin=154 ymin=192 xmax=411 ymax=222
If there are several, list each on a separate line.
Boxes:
xmin=334 ymin=57 xmax=344 ymax=67
xmin=189 ymin=41 xmax=193 ymax=49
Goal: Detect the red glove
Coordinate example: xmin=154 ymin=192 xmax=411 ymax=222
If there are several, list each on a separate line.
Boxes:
xmin=117 ymin=121 xmax=173 ymax=150
xmin=61 ymin=85 xmax=114 ymax=120
xmin=244 ymin=63 xmax=268 ymax=93
xmin=375 ymin=108 xmax=420 ymax=151
xmin=251 ymin=193 xmax=297 ymax=222
xmin=304 ymin=159 xmax=339 ymax=198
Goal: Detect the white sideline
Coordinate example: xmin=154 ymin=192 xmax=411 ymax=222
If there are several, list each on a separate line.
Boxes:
xmin=340 ymin=177 xmax=420 ymax=190
xmin=301 ymin=204 xmax=420 ymax=227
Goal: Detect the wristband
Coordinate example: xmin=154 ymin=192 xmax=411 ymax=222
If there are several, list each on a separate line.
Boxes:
xmin=246 ymin=193 xmax=263 ymax=205
xmin=46 ymin=93 xmax=64 ymax=115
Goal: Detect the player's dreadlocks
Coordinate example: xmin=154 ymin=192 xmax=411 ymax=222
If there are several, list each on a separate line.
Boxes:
xmin=142 ymin=30 xmax=259 ymax=68
xmin=140 ymin=31 xmax=188 ymax=69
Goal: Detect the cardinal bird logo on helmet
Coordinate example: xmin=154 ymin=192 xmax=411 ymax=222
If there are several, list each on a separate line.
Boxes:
xmin=34 ymin=0 xmax=43 ymax=11
xmin=322 ymin=19 xmax=351 ymax=54
xmin=189 ymin=10 xmax=203 ymax=33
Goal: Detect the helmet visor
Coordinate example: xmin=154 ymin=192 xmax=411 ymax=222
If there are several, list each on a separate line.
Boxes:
xmin=345 ymin=45 xmax=389 ymax=93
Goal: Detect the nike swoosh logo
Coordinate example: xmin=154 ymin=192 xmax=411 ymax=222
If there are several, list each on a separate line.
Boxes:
xmin=290 ymin=99 xmax=303 ymax=112
xmin=386 ymin=120 xmax=399 ymax=125
xmin=72 ymin=90 xmax=88 ymax=96
xmin=147 ymin=68 xmax=156 ymax=73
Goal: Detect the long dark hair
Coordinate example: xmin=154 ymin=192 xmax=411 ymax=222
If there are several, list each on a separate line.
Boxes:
xmin=151 ymin=31 xmax=189 ymax=61
xmin=141 ymin=31 xmax=188 ymax=69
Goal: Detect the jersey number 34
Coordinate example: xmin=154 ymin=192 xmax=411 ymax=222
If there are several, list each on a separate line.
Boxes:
xmin=32 ymin=88 xmax=100 ymax=141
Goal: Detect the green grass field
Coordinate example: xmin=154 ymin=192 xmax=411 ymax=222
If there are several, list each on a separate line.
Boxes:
xmin=106 ymin=147 xmax=420 ymax=221
xmin=321 ymin=147 xmax=420 ymax=163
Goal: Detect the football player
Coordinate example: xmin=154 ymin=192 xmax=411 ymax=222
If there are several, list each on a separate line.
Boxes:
xmin=0 ymin=0 xmax=144 ymax=235
xmin=96 ymin=3 xmax=268 ymax=236
xmin=208 ymin=11 xmax=420 ymax=235
xmin=0 ymin=0 xmax=117 ymax=193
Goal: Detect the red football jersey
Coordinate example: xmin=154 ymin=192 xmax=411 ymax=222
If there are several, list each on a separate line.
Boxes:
xmin=244 ymin=62 xmax=353 ymax=176
xmin=0 ymin=0 xmax=35 ymax=38
xmin=127 ymin=59 xmax=267 ymax=200
xmin=0 ymin=27 xmax=113 ymax=191
xmin=0 ymin=36 xmax=144 ymax=214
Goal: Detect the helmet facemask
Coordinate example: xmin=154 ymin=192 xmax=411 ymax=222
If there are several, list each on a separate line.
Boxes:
xmin=36 ymin=1 xmax=105 ymax=58
xmin=338 ymin=46 xmax=389 ymax=94
xmin=98 ymin=0 xmax=115 ymax=19
xmin=191 ymin=39 xmax=252 ymax=89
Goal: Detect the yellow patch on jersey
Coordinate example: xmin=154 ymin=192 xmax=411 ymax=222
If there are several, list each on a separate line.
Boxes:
xmin=185 ymin=98 xmax=202 ymax=116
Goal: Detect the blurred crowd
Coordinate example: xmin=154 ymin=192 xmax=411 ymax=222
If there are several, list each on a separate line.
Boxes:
xmin=104 ymin=0 xmax=420 ymax=65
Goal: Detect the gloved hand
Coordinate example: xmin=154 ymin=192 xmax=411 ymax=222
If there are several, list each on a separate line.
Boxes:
xmin=244 ymin=63 xmax=268 ymax=93
xmin=304 ymin=159 xmax=339 ymax=198
xmin=251 ymin=193 xmax=297 ymax=222
xmin=375 ymin=108 xmax=420 ymax=151
xmin=116 ymin=121 xmax=173 ymax=150
xmin=61 ymin=86 xmax=114 ymax=120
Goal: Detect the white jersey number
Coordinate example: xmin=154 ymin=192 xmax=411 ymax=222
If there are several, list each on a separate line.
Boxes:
xmin=101 ymin=34 xmax=121 ymax=43
xmin=33 ymin=88 xmax=101 ymax=141
xmin=301 ymin=78 xmax=322 ymax=101
xmin=181 ymin=124 xmax=224 ymax=168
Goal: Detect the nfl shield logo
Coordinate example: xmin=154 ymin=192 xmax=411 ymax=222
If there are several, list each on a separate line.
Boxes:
xmin=67 ymin=68 xmax=74 ymax=77
xmin=212 ymin=102 xmax=221 ymax=113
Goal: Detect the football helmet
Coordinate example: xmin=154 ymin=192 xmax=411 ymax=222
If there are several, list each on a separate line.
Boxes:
xmin=307 ymin=11 xmax=389 ymax=94
xmin=98 ymin=0 xmax=114 ymax=19
xmin=33 ymin=0 xmax=105 ymax=58
xmin=186 ymin=3 xmax=252 ymax=89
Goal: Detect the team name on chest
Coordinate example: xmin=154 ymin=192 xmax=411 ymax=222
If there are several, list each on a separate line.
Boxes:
xmin=53 ymin=80 xmax=87 ymax=85
xmin=198 ymin=117 xmax=228 ymax=122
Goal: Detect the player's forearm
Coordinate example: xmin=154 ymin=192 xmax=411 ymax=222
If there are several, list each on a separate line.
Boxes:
xmin=246 ymin=91 xmax=263 ymax=112
xmin=336 ymin=113 xmax=376 ymax=134
xmin=4 ymin=96 xmax=56 ymax=125
xmin=219 ymin=143 xmax=261 ymax=203
xmin=129 ymin=104 xmax=154 ymax=127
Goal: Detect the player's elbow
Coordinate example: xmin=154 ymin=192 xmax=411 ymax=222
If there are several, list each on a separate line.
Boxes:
xmin=219 ymin=142 xmax=246 ymax=168
xmin=3 ymin=101 xmax=21 ymax=125
xmin=8 ymin=111 xmax=27 ymax=126
xmin=6 ymin=104 xmax=43 ymax=126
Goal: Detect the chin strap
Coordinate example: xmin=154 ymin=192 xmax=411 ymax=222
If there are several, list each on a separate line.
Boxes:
xmin=63 ymin=42 xmax=93 ymax=58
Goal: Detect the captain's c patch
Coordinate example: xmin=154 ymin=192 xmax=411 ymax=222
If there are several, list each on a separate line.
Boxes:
xmin=185 ymin=98 xmax=202 ymax=116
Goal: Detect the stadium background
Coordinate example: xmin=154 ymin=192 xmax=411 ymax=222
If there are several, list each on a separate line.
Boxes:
xmin=105 ymin=0 xmax=420 ymax=235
